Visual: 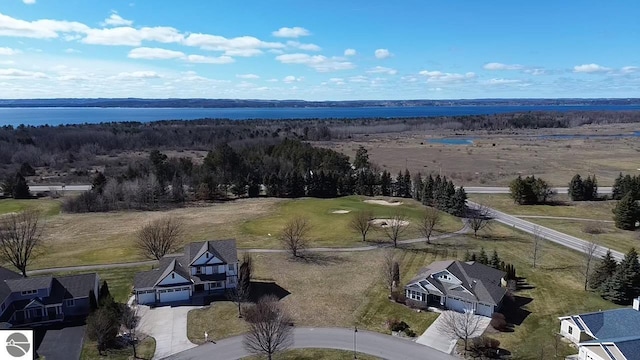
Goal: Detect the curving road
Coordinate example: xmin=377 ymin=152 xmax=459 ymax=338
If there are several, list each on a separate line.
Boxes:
xmin=467 ymin=201 xmax=624 ymax=261
xmin=163 ymin=327 xmax=456 ymax=360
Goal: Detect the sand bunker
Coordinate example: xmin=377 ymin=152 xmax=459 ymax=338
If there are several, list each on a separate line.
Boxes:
xmin=370 ymin=218 xmax=410 ymax=228
xmin=364 ymin=199 xmax=403 ymax=206
xmin=332 ymin=210 xmax=351 ymax=214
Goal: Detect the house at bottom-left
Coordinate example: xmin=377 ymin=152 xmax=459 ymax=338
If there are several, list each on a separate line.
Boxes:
xmin=0 ymin=267 xmax=100 ymax=327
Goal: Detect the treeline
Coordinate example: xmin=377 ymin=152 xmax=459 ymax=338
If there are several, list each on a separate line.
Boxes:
xmin=508 ymin=175 xmax=555 ymax=205
xmin=2 ymin=111 xmax=640 ymax=179
xmin=463 ymin=248 xmax=517 ymax=281
xmin=590 ymin=249 xmax=640 ymax=305
xmin=62 ymin=141 xmax=468 ymax=214
xmin=612 ymin=173 xmax=640 ymax=200
xmin=568 ymin=174 xmax=599 ymax=201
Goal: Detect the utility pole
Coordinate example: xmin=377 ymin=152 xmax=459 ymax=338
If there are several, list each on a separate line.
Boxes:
xmin=353 ymin=326 xmax=358 ymax=359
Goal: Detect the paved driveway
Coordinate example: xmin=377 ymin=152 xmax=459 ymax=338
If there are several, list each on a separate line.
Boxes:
xmin=416 ymin=311 xmax=490 ymax=354
xmin=137 ymin=304 xmax=199 ymax=360
xmin=35 ymin=324 xmax=86 ymax=360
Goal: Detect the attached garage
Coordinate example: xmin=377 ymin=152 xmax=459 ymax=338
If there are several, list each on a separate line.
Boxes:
xmin=446 ymin=297 xmax=474 ymax=313
xmin=158 ymin=287 xmax=191 ymax=303
xmin=137 ymin=290 xmax=156 ymax=305
xmin=476 ymin=303 xmax=494 ymax=317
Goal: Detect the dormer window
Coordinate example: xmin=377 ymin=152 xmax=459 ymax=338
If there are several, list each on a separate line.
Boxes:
xmin=21 ymin=290 xmax=37 ymax=296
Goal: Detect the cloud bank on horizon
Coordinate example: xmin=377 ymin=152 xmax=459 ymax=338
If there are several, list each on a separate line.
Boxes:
xmin=0 ymin=0 xmax=638 ymax=100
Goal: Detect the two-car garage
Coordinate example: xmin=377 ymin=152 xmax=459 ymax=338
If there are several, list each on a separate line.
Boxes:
xmin=137 ymin=286 xmax=192 ymax=304
xmin=446 ymin=297 xmax=494 ymax=317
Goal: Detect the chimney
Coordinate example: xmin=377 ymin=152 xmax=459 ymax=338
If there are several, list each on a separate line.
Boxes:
xmin=634 ymin=297 xmax=640 ymax=311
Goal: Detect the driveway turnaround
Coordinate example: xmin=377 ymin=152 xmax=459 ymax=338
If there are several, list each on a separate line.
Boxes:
xmin=416 ymin=311 xmax=490 ymax=354
xmin=35 ymin=324 xmax=86 ymax=360
xmin=138 ymin=304 xmax=199 ymax=360
xmin=165 ymin=327 xmax=456 ymax=360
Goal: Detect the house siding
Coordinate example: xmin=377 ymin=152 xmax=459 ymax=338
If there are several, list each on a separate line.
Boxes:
xmin=63 ymin=297 xmax=90 ymax=317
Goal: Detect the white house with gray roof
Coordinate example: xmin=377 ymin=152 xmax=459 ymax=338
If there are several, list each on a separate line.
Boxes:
xmin=0 ymin=267 xmax=99 ymax=327
xmin=404 ymin=260 xmax=506 ymax=317
xmin=134 ymin=239 xmax=239 ymax=305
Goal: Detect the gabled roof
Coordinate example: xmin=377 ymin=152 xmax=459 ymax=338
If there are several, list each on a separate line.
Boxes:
xmin=576 ymin=308 xmax=640 ymax=342
xmin=186 ymin=239 xmax=238 ymax=265
xmin=5 ymin=276 xmax=52 ymax=293
xmin=155 ymin=257 xmax=191 ymax=287
xmin=0 ymin=267 xmax=23 ymax=303
xmin=405 ymin=260 xmax=506 ymax=306
xmin=614 ymin=337 xmax=640 ymax=359
xmin=55 ymin=273 xmax=98 ymax=298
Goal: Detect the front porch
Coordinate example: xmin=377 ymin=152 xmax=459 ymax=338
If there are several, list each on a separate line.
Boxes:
xmin=11 ymin=304 xmax=65 ymax=325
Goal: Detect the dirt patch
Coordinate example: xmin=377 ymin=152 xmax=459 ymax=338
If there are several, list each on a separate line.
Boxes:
xmin=370 ymin=218 xmax=410 ymax=228
xmin=331 ymin=210 xmax=350 ymax=214
xmin=364 ymin=199 xmax=403 ymax=206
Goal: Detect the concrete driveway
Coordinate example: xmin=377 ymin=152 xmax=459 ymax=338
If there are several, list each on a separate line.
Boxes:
xmin=137 ymin=304 xmax=200 ymax=360
xmin=416 ymin=311 xmax=491 ymax=354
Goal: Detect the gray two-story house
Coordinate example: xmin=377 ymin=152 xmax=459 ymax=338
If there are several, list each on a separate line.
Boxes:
xmin=0 ymin=267 xmax=100 ymax=326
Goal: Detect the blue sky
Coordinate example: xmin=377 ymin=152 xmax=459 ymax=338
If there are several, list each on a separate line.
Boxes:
xmin=0 ymin=0 xmax=638 ymax=100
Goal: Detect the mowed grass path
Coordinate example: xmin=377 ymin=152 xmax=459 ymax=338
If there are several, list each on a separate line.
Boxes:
xmin=20 ymin=196 xmax=460 ymax=269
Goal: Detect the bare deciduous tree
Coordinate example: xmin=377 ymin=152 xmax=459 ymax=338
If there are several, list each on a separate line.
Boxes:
xmin=381 ymin=211 xmax=409 ymax=247
xmin=280 ymin=216 xmax=310 ymax=257
xmin=437 ymin=310 xmax=482 ymax=355
xmin=227 ymin=253 xmax=253 ymax=317
xmin=0 ymin=210 xmax=44 ymax=277
xmin=121 ymin=305 xmax=140 ymax=359
xmin=531 ymin=225 xmax=544 ymax=269
xmin=243 ymin=295 xmax=293 ymax=360
xmin=136 ymin=216 xmax=183 ymax=260
xmin=350 ymin=210 xmax=374 ymax=242
xmin=466 ymin=203 xmax=492 ymax=238
xmin=419 ymin=207 xmax=441 ymax=244
xmin=582 ymin=241 xmax=598 ymax=291
xmin=382 ymin=250 xmax=397 ymax=294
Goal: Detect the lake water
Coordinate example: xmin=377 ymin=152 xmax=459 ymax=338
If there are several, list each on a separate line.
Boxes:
xmin=0 ymin=104 xmax=640 ymax=126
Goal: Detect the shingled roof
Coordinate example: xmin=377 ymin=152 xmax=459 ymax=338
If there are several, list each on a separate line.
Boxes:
xmin=406 ymin=260 xmax=506 ymax=306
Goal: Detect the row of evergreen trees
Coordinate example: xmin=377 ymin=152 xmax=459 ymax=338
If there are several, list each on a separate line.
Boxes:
xmin=508 ymin=175 xmax=554 ymax=205
xmin=568 ymin=174 xmax=599 ymax=201
xmin=463 ymin=248 xmax=517 ymax=280
xmin=612 ymin=173 xmax=640 ymax=201
xmin=589 ymin=249 xmax=640 ymax=304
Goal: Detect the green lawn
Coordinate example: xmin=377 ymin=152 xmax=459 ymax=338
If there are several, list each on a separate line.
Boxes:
xmin=80 ymin=336 xmax=155 ymax=360
xmin=52 ymin=265 xmax=150 ymax=303
xmin=0 ymin=198 xmax=61 ymax=216
xmin=243 ymin=349 xmax=380 ymax=360
xmin=469 ymin=194 xmax=616 ymax=220
xmin=240 ymin=196 xmax=462 ymax=248
xmin=528 ymin=218 xmax=638 ymax=254
xmin=188 ymin=301 xmax=248 ymax=343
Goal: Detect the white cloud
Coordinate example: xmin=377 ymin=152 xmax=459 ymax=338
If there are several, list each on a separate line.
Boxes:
xmin=419 ymin=70 xmax=476 ymax=83
xmin=374 ymin=48 xmax=391 ymax=59
xmin=275 ymin=53 xmax=355 ymax=72
xmin=485 ymin=78 xmax=522 ymax=85
xmin=349 ymin=75 xmax=368 ymax=83
xmin=185 ymin=55 xmax=234 ymax=64
xmin=115 ymin=71 xmax=161 ymax=80
xmin=287 ymin=41 xmax=321 ymax=52
xmin=0 ymin=47 xmax=20 ymax=56
xmin=128 ymin=47 xmax=184 ymax=60
xmin=573 ymin=63 xmax=611 ymax=73
xmin=328 ymin=77 xmax=345 ymax=85
xmin=64 ymin=48 xmax=81 ymax=53
xmin=0 ymin=68 xmax=47 ymax=78
xmin=483 ymin=62 xmax=523 ymax=71
xmin=102 ymin=13 xmax=133 ymax=27
xmin=222 ymin=48 xmax=263 ymax=57
xmin=22 ymin=0 xmax=36 ymax=4
xmin=523 ymin=68 xmax=546 ymax=75
xmin=621 ymin=66 xmax=639 ymax=74
xmin=83 ymin=26 xmax=183 ymax=46
xmin=0 ymin=13 xmax=89 ymax=39
xmin=344 ymin=48 xmax=356 ymax=56
xmin=272 ymin=27 xmax=310 ymax=38
xmin=283 ymin=75 xmax=302 ymax=83
xmin=183 ymin=33 xmax=283 ymax=56
xmin=367 ymin=66 xmax=397 ymax=75
xmin=236 ymin=74 xmax=260 ymax=79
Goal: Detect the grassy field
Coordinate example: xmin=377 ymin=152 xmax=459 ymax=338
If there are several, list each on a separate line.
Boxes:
xmin=0 ymin=198 xmax=61 ymax=216
xmin=80 ymin=336 xmax=155 ymax=360
xmin=469 ymin=194 xmax=616 ymax=220
xmin=52 ymin=265 xmax=151 ymax=303
xmin=28 ymin=196 xmax=461 ymax=269
xmin=188 ymin=301 xmax=248 ymax=343
xmin=243 ymin=349 xmax=380 ymax=360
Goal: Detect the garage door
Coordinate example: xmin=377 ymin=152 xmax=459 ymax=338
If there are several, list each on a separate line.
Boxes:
xmin=446 ymin=297 xmax=473 ymax=313
xmin=137 ymin=291 xmax=156 ymax=305
xmin=476 ymin=303 xmax=494 ymax=317
xmin=159 ymin=287 xmax=190 ymax=303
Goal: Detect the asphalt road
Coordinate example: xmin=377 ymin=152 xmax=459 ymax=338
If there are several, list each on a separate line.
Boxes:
xmin=164 ymin=327 xmax=456 ymax=360
xmin=467 ymin=200 xmax=624 ymax=261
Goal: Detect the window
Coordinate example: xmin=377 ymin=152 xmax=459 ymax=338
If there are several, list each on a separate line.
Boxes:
xmin=228 ymin=264 xmax=233 ymax=271
xmin=206 ymin=253 xmax=210 ymax=258
xmin=568 ymin=326 xmax=573 ymax=335
xmin=195 ymin=267 xmax=202 ymax=275
xmin=171 ymin=273 xmax=175 ymax=279
xmin=21 ymin=290 xmax=37 ymax=296
xmin=66 ymin=299 xmax=75 ymax=307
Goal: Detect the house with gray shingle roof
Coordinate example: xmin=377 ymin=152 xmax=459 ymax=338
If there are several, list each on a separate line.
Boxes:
xmin=559 ymin=301 xmax=640 ymax=360
xmin=0 ymin=267 xmax=99 ymax=327
xmin=404 ymin=260 xmax=506 ymax=317
xmin=134 ymin=239 xmax=239 ymax=305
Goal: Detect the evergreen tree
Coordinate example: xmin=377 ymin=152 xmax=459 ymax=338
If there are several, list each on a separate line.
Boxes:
xmin=394 ymin=171 xmax=404 ymax=197
xmin=422 ymin=175 xmax=434 ymax=206
xmin=619 ymin=248 xmax=640 ymax=302
xmin=353 ymin=146 xmax=370 ymax=170
xmin=612 ymin=173 xmax=625 ymax=200
xmin=568 ymin=174 xmax=584 ymax=201
xmin=478 ymin=248 xmax=489 ymax=265
xmin=98 ymin=281 xmax=112 ymax=306
xmin=490 ymin=250 xmax=501 ymax=269
xmin=355 ymin=170 xmax=368 ymax=196
xmin=412 ymin=173 xmax=423 ymax=201
xmin=589 ymin=250 xmax=618 ymax=292
xmin=265 ymin=173 xmax=281 ymax=197
xmin=89 ymin=289 xmax=98 ymax=312
xmin=247 ymin=174 xmax=260 ymax=198
xmin=464 ymin=250 xmax=471 ymax=262
xmin=380 ymin=171 xmax=392 ymax=196
xmin=583 ymin=175 xmax=598 ymax=201
xmin=470 ymin=253 xmax=477 ymax=262
xmin=92 ymin=172 xmax=107 ymax=194
xmin=603 ymin=268 xmax=628 ymax=304
xmin=613 ymin=192 xmax=639 ymax=230
xmin=1 ymin=174 xmax=16 ymax=197
xmin=451 ymin=186 xmax=468 ymax=217
xmin=402 ymin=169 xmax=412 ymax=198
xmin=12 ymin=173 xmax=30 ymax=199
xmin=19 ymin=162 xmax=35 ymax=176
xmin=509 ymin=175 xmax=527 ymax=204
